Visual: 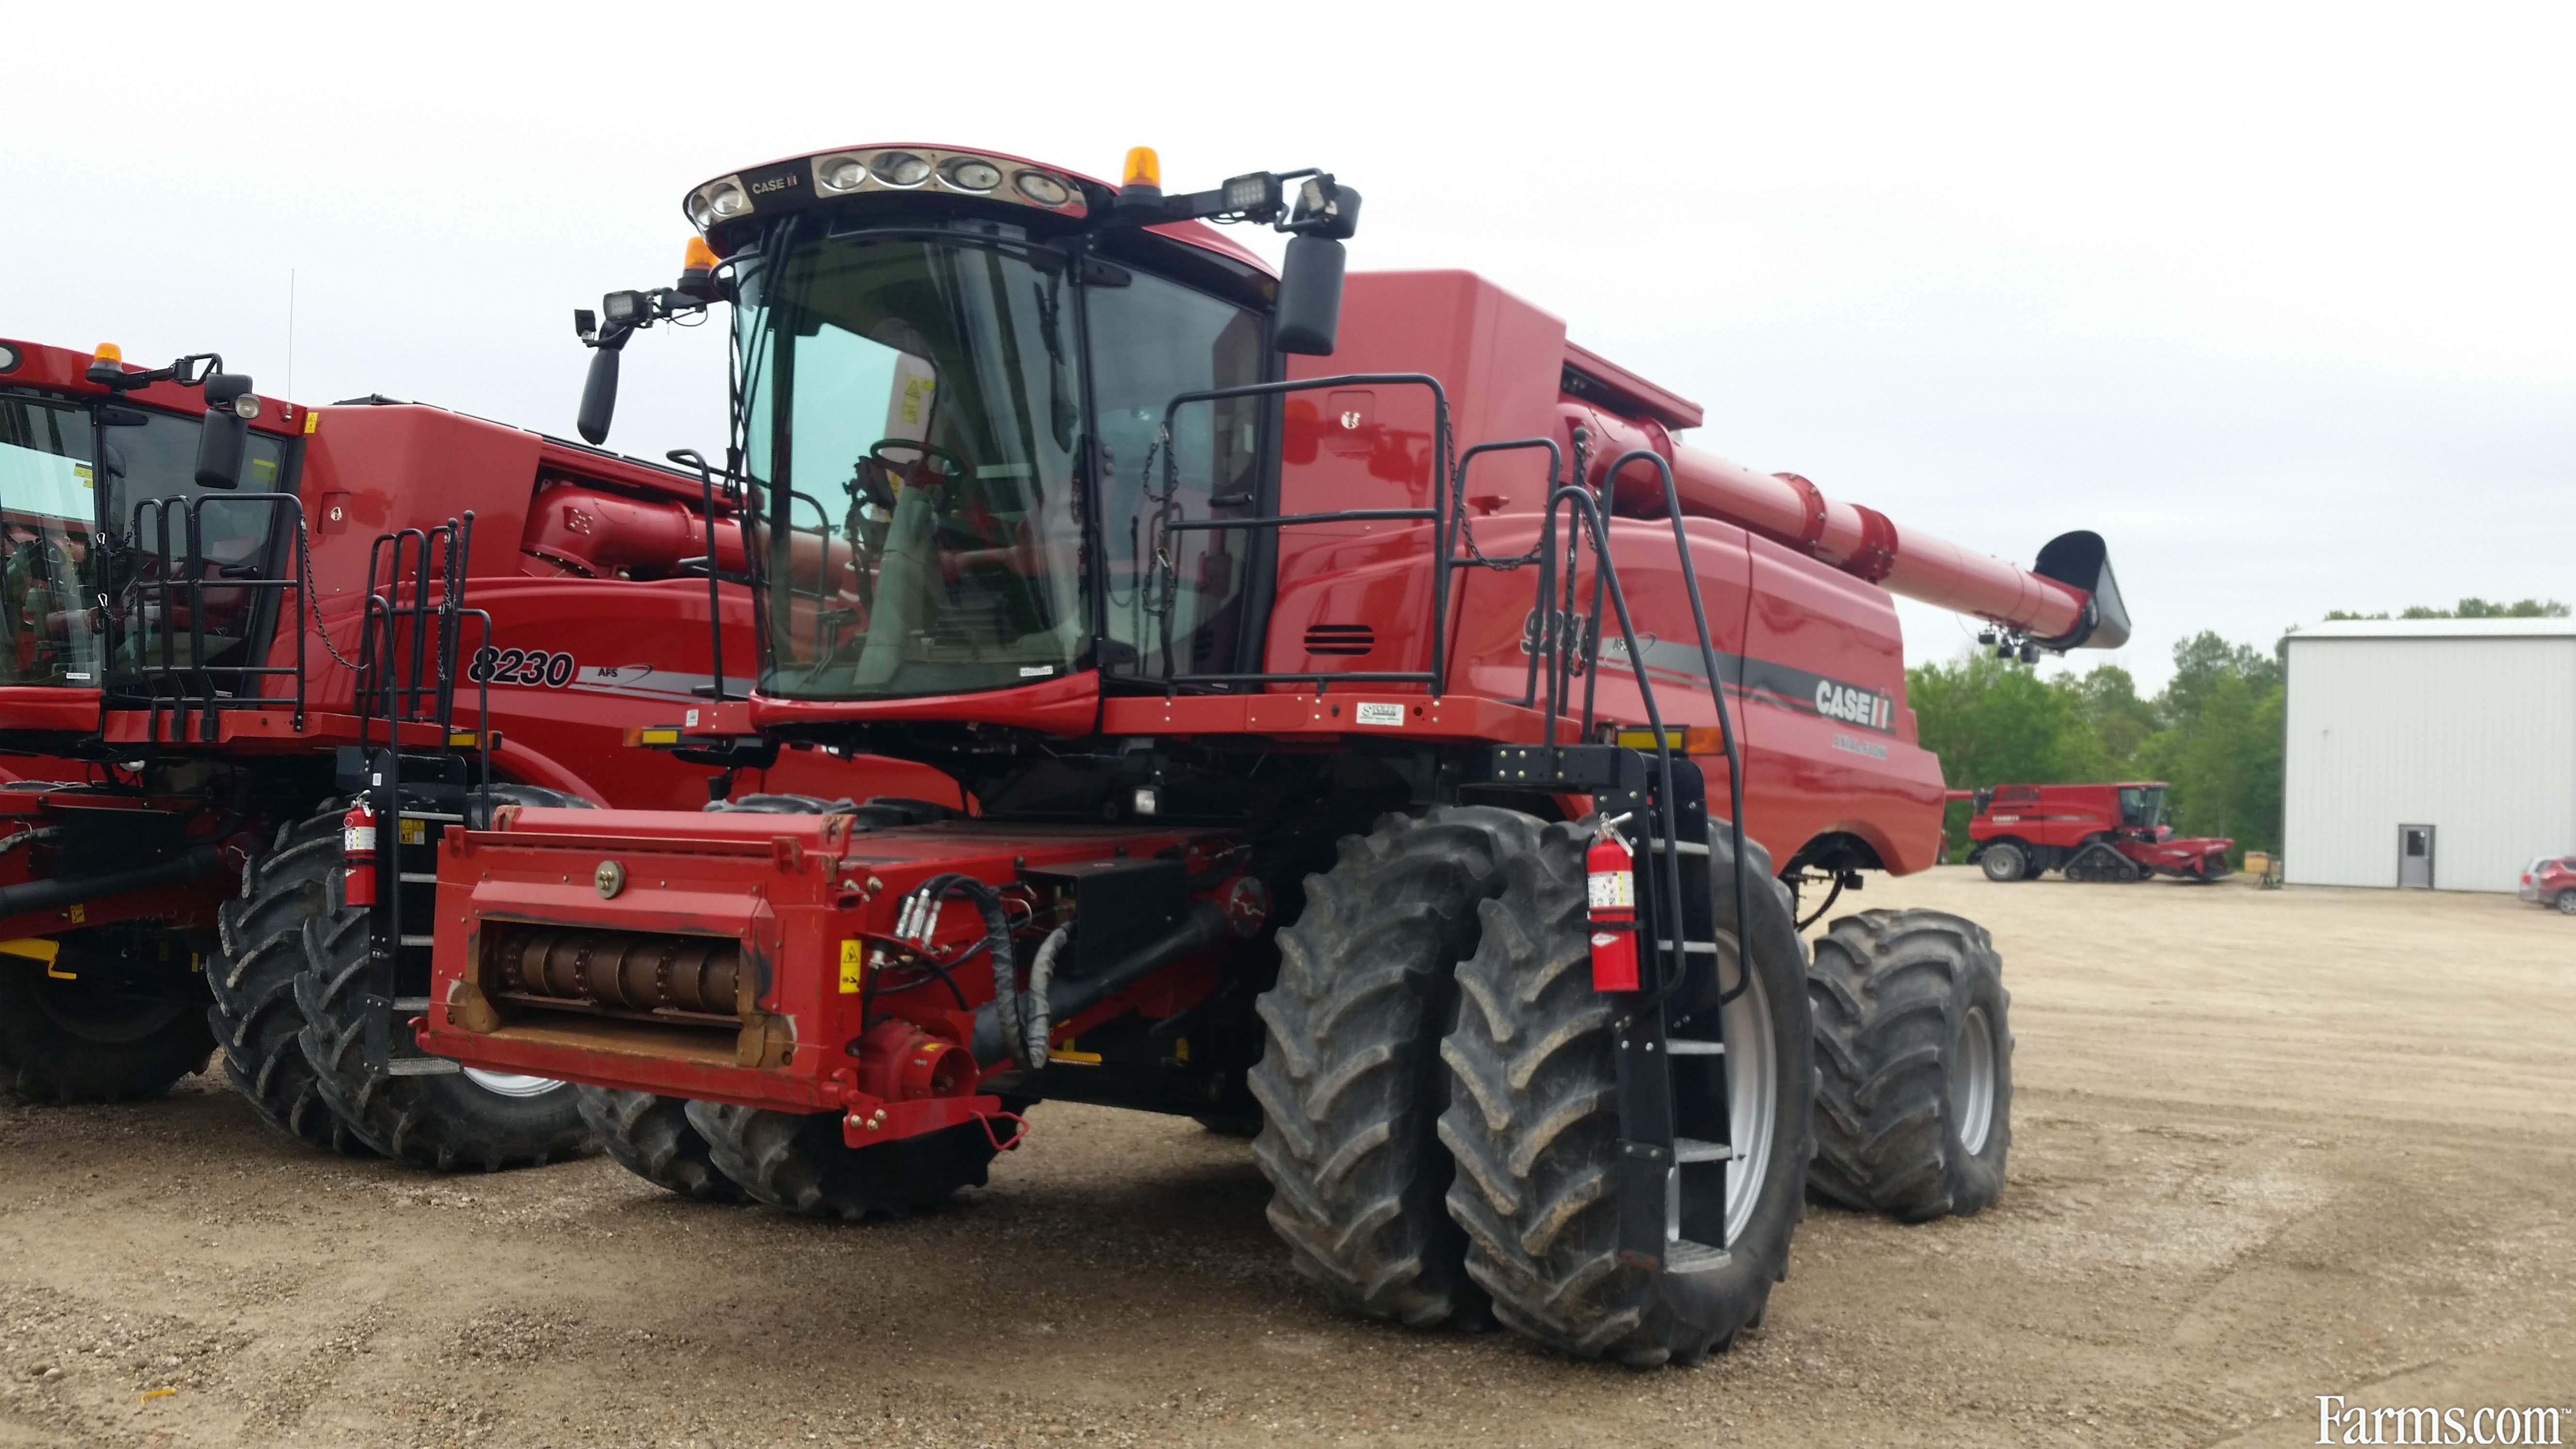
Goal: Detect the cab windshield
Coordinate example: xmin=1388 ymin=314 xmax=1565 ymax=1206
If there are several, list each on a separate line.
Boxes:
xmin=739 ymin=234 xmax=1086 ymax=699
xmin=0 ymin=392 xmax=287 ymax=686
xmin=736 ymin=228 xmax=1269 ymax=701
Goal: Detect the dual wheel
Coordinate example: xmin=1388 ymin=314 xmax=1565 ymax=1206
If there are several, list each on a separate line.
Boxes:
xmin=1248 ymin=807 xmax=2012 ymax=1366
xmin=206 ymin=805 xmax=595 ymax=1170
xmin=575 ymin=1091 xmax=1018 ymax=1219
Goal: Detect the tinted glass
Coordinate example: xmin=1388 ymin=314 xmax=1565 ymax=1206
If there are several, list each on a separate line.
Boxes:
xmin=739 ymin=236 xmax=1087 ymax=700
xmin=1088 ymin=270 xmax=1265 ymax=678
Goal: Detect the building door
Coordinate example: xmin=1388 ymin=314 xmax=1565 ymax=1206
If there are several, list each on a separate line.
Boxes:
xmin=2398 ymin=824 xmax=2435 ymax=888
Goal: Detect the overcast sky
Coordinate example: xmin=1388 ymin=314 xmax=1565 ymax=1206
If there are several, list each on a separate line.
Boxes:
xmin=10 ymin=1 xmax=2567 ymax=690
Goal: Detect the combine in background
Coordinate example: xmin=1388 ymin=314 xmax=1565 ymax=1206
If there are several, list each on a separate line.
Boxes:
xmin=1957 ymin=782 xmax=2233 ymax=882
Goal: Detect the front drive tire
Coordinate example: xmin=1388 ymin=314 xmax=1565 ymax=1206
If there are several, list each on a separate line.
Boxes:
xmin=0 ymin=942 xmax=214 ymax=1105
xmin=685 ymin=1101 xmax=1003 ymax=1221
xmin=296 ymin=886 xmax=596 ymax=1172
xmin=208 ymin=810 xmax=375 ymax=1155
xmin=1438 ymin=820 xmax=1814 ymax=1367
xmin=580 ymin=1089 xmax=746 ymax=1203
xmin=1807 ymin=909 xmax=2012 ymax=1222
xmin=1978 ymin=841 xmax=2028 ymax=882
xmin=1247 ymin=806 xmax=1542 ymax=1329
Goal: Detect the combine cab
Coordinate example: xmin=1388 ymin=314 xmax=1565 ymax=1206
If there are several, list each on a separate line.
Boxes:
xmin=0 ymin=336 xmax=939 ymax=1157
xmin=415 ymin=142 xmax=2132 ymax=1363
xmin=1958 ymin=782 xmax=2233 ymax=882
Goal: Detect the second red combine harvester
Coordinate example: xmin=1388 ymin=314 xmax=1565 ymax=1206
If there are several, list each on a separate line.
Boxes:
xmin=1957 ymin=782 xmax=2234 ymax=883
xmin=0 ymin=335 xmax=943 ymax=1164
xmin=417 ymin=143 xmax=2132 ymax=1364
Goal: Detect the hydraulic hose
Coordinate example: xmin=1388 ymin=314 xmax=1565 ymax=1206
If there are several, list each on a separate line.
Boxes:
xmin=0 ymin=845 xmax=223 ymax=920
xmin=970 ymin=902 xmax=1228 ymax=1066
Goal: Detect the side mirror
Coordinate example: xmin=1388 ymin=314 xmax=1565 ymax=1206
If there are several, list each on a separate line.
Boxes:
xmin=578 ymin=344 xmax=622 ymax=445
xmin=193 ymin=373 xmax=254 ymax=489
xmin=1273 ymin=236 xmax=1347 ymax=356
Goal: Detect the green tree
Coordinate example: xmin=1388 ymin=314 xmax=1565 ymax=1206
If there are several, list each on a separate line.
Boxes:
xmin=2066 ymin=664 xmax=2157 ymax=767
xmin=1908 ymin=653 xmax=2108 ymax=854
xmin=2325 ymin=597 xmax=2568 ymax=621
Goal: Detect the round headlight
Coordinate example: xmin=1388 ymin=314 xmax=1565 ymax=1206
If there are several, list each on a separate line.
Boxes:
xmin=870 ymin=151 xmax=932 ymax=187
xmin=706 ymin=182 xmax=749 ymax=219
xmin=234 ymin=394 xmax=262 ymax=420
xmin=941 ymin=157 xmax=1003 ymax=192
xmin=821 ymin=158 xmax=867 ymax=193
xmin=1013 ymin=171 xmax=1071 ymax=208
xmin=0 ymin=342 xmax=18 ymax=374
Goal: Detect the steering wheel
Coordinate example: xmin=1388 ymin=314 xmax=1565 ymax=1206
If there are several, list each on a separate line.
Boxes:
xmin=866 ymin=438 xmax=970 ymax=485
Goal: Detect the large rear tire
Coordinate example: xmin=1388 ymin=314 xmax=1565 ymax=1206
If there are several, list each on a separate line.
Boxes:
xmin=685 ymin=1101 xmax=1002 ymax=1221
xmin=580 ymin=1089 xmax=745 ymax=1203
xmin=208 ymin=810 xmax=375 ymax=1155
xmin=1247 ymin=806 xmax=1541 ymax=1329
xmin=1438 ymin=821 xmax=1813 ymax=1367
xmin=0 ymin=944 xmax=214 ymax=1105
xmin=1807 ymin=909 xmax=2011 ymax=1221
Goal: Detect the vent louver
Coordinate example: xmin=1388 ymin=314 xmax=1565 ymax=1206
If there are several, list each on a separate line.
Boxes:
xmin=1303 ymin=624 xmax=1375 ymax=657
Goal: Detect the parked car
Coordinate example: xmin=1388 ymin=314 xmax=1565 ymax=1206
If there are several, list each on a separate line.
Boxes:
xmin=2516 ymin=856 xmax=2576 ymax=913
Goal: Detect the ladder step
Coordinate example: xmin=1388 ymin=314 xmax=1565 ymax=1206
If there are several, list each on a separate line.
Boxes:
xmin=391 ymin=997 xmax=432 ymax=1012
xmin=398 ymin=934 xmax=436 ymax=948
xmin=1645 ymin=838 xmax=1710 ymax=856
xmin=398 ymin=872 xmax=439 ymax=884
xmin=1653 ymin=940 xmax=1721 ymax=955
xmin=384 ymin=1057 xmax=461 ymax=1077
xmin=1667 ymin=1039 xmax=1725 ymax=1056
xmin=1674 ymin=1137 xmax=1734 ymax=1164
xmin=1664 ymin=1239 xmax=1730 ymax=1274
xmin=399 ymin=810 xmax=464 ymax=823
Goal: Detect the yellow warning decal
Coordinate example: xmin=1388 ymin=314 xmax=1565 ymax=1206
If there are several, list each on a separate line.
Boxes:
xmin=838 ymin=939 xmax=865 ymax=994
xmin=400 ymin=818 xmax=427 ymax=846
xmin=303 ymin=410 xmax=320 ymax=435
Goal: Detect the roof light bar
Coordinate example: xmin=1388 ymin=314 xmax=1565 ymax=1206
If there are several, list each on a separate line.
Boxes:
xmin=681 ymin=147 xmax=1089 ymax=235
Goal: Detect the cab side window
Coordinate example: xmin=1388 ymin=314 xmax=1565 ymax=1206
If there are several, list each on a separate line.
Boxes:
xmin=1088 ymin=272 xmax=1265 ymax=679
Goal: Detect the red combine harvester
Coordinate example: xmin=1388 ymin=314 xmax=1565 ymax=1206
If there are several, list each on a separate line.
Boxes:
xmin=416 ymin=143 xmax=2130 ymax=1363
xmin=0 ymin=334 xmax=943 ymax=1164
xmin=1956 ymin=782 xmax=2233 ymax=882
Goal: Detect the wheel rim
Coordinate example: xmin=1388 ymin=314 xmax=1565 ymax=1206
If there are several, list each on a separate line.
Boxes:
xmin=1983 ymin=847 xmax=2018 ymax=881
xmin=1720 ymin=959 xmax=1778 ymax=1246
xmin=1951 ymin=1004 xmax=1997 ymax=1156
xmin=2559 ymin=894 xmax=2576 ymax=915
xmin=460 ymin=1067 xmax=569 ymax=1099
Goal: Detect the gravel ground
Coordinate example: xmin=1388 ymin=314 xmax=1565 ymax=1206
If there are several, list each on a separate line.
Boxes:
xmin=1 ymin=869 xmax=2571 ymax=1447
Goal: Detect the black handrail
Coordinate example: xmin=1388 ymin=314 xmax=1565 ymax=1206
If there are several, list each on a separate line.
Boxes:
xmin=122 ymin=494 xmax=313 ymax=740
xmin=1599 ymin=448 xmax=1754 ymax=1010
xmin=1152 ymin=372 xmax=1453 ymax=694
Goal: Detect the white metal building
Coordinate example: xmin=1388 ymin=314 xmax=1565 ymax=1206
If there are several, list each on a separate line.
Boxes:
xmin=2282 ymin=618 xmax=2576 ymax=891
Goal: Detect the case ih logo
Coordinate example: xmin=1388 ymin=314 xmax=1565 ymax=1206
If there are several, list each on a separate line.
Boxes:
xmin=1815 ymin=679 xmax=1891 ymax=731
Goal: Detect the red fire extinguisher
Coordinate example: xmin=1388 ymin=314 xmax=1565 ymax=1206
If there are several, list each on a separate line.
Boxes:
xmin=1586 ymin=819 xmax=1639 ymax=992
xmin=342 ymin=798 xmax=379 ymax=908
